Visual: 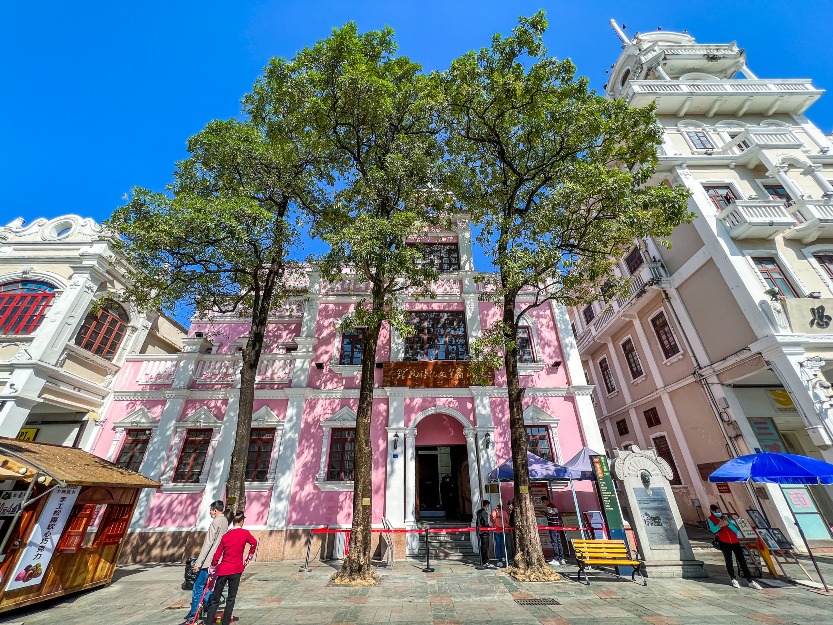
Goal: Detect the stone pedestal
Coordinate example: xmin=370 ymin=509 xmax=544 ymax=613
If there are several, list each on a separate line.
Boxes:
xmin=611 ymin=446 xmax=707 ymax=579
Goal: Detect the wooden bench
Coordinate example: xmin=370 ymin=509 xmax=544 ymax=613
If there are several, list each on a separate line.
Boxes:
xmin=571 ymin=539 xmax=646 ymax=586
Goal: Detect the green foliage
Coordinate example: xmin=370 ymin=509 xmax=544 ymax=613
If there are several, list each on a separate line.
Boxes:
xmin=443 ymin=11 xmax=691 ymax=312
xmin=469 ymin=321 xmax=510 ymax=386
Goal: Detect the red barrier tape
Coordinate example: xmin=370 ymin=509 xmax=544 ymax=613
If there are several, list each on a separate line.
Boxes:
xmin=309 ymin=525 xmax=587 ymax=534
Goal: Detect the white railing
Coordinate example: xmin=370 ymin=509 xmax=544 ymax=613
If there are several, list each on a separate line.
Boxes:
xmin=322 ymin=276 xmax=372 ymax=295
xmin=137 ymin=359 xmax=177 ymax=385
xmin=718 ymin=200 xmax=795 ymax=238
xmin=192 ymin=356 xmax=292 ymax=384
xmin=630 ymin=79 xmax=817 ymax=98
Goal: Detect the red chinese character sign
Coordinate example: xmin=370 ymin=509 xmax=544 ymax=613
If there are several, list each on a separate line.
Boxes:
xmin=5 ymin=486 xmax=80 ymax=591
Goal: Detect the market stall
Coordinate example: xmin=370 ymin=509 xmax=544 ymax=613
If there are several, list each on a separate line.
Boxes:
xmin=0 ymin=437 xmax=159 ymax=613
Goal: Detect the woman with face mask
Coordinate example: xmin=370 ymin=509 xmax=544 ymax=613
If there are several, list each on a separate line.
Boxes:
xmin=708 ymin=504 xmax=761 ymax=589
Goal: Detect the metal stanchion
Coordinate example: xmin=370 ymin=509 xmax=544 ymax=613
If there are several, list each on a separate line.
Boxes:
xmin=422 ymin=524 xmax=434 ymax=573
xmin=299 ymin=529 xmax=314 ymax=572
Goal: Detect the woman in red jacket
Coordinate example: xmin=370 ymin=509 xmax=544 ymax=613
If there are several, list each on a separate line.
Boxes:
xmin=204 ymin=511 xmax=258 ymax=625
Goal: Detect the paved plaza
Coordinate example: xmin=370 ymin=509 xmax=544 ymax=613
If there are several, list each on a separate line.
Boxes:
xmin=5 ymin=546 xmax=833 ymax=625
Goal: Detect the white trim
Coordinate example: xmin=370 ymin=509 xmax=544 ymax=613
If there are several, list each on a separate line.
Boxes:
xmin=411 ymin=406 xmax=472 ymax=430
xmin=801 ymin=244 xmax=833 ymax=296
xmin=523 ymin=405 xmax=562 ymax=463
xmin=315 ymin=480 xmax=354 ymax=492
xmin=174 ymin=406 xmax=222 ymax=429
xmin=329 ymin=313 xmax=365 ymax=377
xmin=0 ymin=270 xmax=68 ymax=292
xmin=316 ymin=406 xmax=357 ymax=487
xmin=113 ymin=407 xmax=159 ymax=430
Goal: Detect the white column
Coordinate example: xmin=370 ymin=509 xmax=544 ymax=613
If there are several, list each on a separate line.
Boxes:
xmin=600 ymin=338 xmax=632 ymax=404
xmin=197 ymin=391 xmax=240 ymax=528
xmin=404 ymin=428 xmax=417 ymax=525
xmin=266 ymin=390 xmax=306 ymax=528
xmin=739 ymin=65 xmax=758 ymax=80
xmin=385 ymin=389 xmax=406 ymax=526
xmin=0 ymin=395 xmax=40 ymax=439
xmin=805 ymin=164 xmax=833 ymax=198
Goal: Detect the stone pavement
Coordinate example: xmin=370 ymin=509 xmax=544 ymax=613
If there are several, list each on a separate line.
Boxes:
xmin=6 ymin=548 xmax=833 ymax=625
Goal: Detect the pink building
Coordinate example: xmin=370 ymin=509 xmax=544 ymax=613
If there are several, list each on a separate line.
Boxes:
xmin=90 ymin=218 xmax=605 ymax=561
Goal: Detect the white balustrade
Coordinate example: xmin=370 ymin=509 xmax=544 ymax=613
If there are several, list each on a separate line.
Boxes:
xmin=137 ymin=359 xmax=177 ymax=385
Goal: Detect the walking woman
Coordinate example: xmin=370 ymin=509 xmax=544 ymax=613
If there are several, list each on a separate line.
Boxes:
xmin=204 ymin=511 xmax=258 ymax=625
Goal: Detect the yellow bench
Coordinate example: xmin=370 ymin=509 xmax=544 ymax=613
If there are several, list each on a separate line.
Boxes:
xmin=571 ymin=539 xmax=646 ymax=586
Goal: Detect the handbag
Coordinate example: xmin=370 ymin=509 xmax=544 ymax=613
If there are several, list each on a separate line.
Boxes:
xmin=711 ymin=536 xmax=722 ymax=550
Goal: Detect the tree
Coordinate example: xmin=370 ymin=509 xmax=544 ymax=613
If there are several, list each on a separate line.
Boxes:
xmin=249 ymin=23 xmax=449 ymax=583
xmin=108 ymin=75 xmax=327 ymax=513
xmin=443 ymin=12 xmax=690 ymax=579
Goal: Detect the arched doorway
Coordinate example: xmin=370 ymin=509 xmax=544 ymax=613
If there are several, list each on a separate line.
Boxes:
xmin=414 ymin=412 xmax=468 ymax=521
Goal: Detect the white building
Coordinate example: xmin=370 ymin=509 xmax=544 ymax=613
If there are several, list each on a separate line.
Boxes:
xmin=0 ymin=215 xmax=185 ymax=447
xmin=570 ymin=24 xmax=833 ymax=550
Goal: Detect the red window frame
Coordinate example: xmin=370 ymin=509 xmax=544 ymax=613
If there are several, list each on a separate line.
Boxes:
xmin=173 ymin=429 xmax=212 ymax=483
xmin=763 ymin=184 xmax=793 ymax=205
xmin=327 ymin=428 xmax=355 ymax=481
xmin=516 ymin=326 xmax=535 ymax=363
xmin=57 ymin=504 xmax=97 ymax=553
xmin=245 ymin=428 xmax=275 ymax=482
xmin=621 ymin=338 xmax=644 ymax=379
xmin=753 ymin=257 xmax=798 ymax=298
xmin=75 ymin=302 xmax=129 ymax=360
xmin=599 ymin=358 xmax=616 ymax=394
xmin=816 ymin=254 xmax=833 ymax=280
xmin=338 ymin=328 xmax=365 ymax=365
xmin=0 ymin=281 xmax=56 ymax=335
xmin=704 ymin=185 xmax=737 ymax=211
xmin=97 ymin=504 xmax=132 ymax=546
xmin=650 ymin=312 xmax=681 ymax=360
xmin=685 ymin=130 xmax=714 ymax=150
xmin=525 ymin=426 xmax=554 ymax=461
xmin=616 ymin=418 xmax=629 ymax=436
xmin=404 ymin=311 xmax=468 ymax=361
xmin=653 ymin=434 xmax=683 ymax=485
xmin=644 ymin=407 xmax=661 ymax=428
xmin=116 ymin=429 xmax=151 ymax=472
xmin=625 ymin=247 xmax=644 ymax=274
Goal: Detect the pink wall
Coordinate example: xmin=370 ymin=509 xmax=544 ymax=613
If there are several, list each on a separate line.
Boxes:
xmin=415 ymin=413 xmax=466 ymax=446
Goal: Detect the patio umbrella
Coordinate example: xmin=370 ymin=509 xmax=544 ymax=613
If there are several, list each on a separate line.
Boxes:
xmin=708 ymin=452 xmax=833 ymax=592
xmin=562 ymin=447 xmax=605 ymax=480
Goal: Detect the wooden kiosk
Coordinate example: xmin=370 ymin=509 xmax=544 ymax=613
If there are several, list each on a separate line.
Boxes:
xmin=0 ymin=438 xmax=159 ymax=614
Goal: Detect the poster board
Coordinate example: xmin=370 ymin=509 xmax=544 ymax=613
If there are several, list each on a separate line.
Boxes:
xmin=632 ymin=487 xmax=677 ymax=549
xmin=734 ymin=516 xmax=759 ymax=540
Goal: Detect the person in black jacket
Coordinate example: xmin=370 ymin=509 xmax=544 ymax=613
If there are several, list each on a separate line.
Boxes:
xmin=506 ymin=499 xmax=516 ymax=564
xmin=475 ymin=500 xmax=492 ymax=567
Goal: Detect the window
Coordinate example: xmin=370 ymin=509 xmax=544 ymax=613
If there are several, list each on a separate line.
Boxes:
xmin=404 ymin=311 xmax=468 ymax=361
xmin=97 ymin=504 xmax=132 ymax=546
xmin=410 ymin=242 xmax=460 ymax=272
xmin=625 ymin=247 xmax=644 ymax=274
xmin=516 ymin=326 xmax=535 ymax=363
xmin=616 ymin=418 xmax=629 ymax=436
xmin=116 ymin=429 xmax=151 ymax=472
xmin=653 ymin=434 xmax=683 ymax=485
xmin=644 ymin=407 xmax=661 ymax=428
xmin=815 ymin=254 xmax=833 ymax=280
xmin=338 ymin=328 xmax=365 ymax=365
xmin=173 ymin=429 xmax=212 ymax=483
xmin=703 ymin=185 xmax=737 ymax=211
xmin=75 ymin=301 xmax=129 ymax=360
xmin=763 ymin=184 xmax=793 ymax=205
xmin=599 ymin=358 xmax=616 ymax=394
xmin=245 ymin=428 xmax=275 ymax=481
xmin=753 ymin=257 xmax=798 ymax=298
xmin=685 ymin=130 xmax=715 ymax=150
xmin=525 ymin=426 xmax=553 ymax=461
xmin=650 ymin=312 xmax=681 ymax=360
xmin=582 ymin=306 xmax=595 ymax=325
xmin=327 ymin=428 xmax=355 ymax=481
xmin=57 ymin=504 xmax=96 ymax=553
xmin=0 ymin=281 xmax=56 ymax=335
xmin=621 ymin=338 xmax=644 ymax=379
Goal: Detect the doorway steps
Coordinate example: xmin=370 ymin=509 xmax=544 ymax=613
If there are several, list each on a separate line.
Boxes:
xmin=412 ymin=523 xmax=478 ymax=560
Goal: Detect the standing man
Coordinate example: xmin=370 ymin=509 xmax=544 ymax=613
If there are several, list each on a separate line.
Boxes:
xmin=183 ymin=500 xmax=227 ymax=625
xmin=204 ymin=511 xmax=259 ymax=625
xmin=542 ymin=496 xmax=565 ymax=566
xmin=475 ymin=500 xmax=492 ymax=568
xmin=708 ymin=504 xmax=762 ymax=589
xmin=507 ymin=499 xmax=516 ymax=563
xmin=490 ymin=502 xmax=510 ymax=567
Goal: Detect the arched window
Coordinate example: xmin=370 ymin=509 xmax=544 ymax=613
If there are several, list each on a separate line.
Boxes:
xmin=0 ymin=281 xmax=56 ymax=335
xmin=75 ymin=301 xmax=129 ymax=360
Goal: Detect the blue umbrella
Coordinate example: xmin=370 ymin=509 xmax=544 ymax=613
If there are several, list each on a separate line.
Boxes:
xmin=708 ymin=452 xmax=833 ymax=485
xmin=487 ymin=451 xmax=569 ymax=482
xmin=708 ymin=452 xmax=833 ymax=592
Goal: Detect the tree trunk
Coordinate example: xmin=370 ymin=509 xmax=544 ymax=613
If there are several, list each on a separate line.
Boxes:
xmin=332 ymin=282 xmax=384 ymax=585
xmin=501 ymin=289 xmax=561 ymax=581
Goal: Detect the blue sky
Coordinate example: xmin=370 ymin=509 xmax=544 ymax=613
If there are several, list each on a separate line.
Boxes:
xmin=2 ymin=1 xmax=832 ymax=227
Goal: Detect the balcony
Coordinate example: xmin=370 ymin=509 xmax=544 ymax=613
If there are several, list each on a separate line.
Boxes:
xmin=382 ymin=360 xmax=493 ymax=388
xmin=626 ymin=79 xmax=821 ymax=117
xmin=721 ymin=128 xmax=804 ymax=154
xmin=785 ymin=200 xmax=833 ymax=244
xmin=717 ymin=200 xmax=796 ymax=240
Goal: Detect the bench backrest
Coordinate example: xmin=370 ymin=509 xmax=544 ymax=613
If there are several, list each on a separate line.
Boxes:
xmin=572 ymin=539 xmax=631 ymax=560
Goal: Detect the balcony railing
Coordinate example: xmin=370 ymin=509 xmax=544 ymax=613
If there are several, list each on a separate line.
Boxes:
xmin=786 ymin=199 xmax=833 ymax=244
xmin=717 ymin=200 xmax=796 ymax=240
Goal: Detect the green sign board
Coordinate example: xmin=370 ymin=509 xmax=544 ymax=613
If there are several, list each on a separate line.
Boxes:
xmin=590 ymin=455 xmax=625 ymax=537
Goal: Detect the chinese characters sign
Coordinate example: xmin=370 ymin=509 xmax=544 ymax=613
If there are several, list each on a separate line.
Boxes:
xmin=382 ymin=361 xmax=493 ymax=388
xmin=782 ymin=298 xmax=833 ymax=335
xmin=5 ymin=486 xmax=80 ymax=591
